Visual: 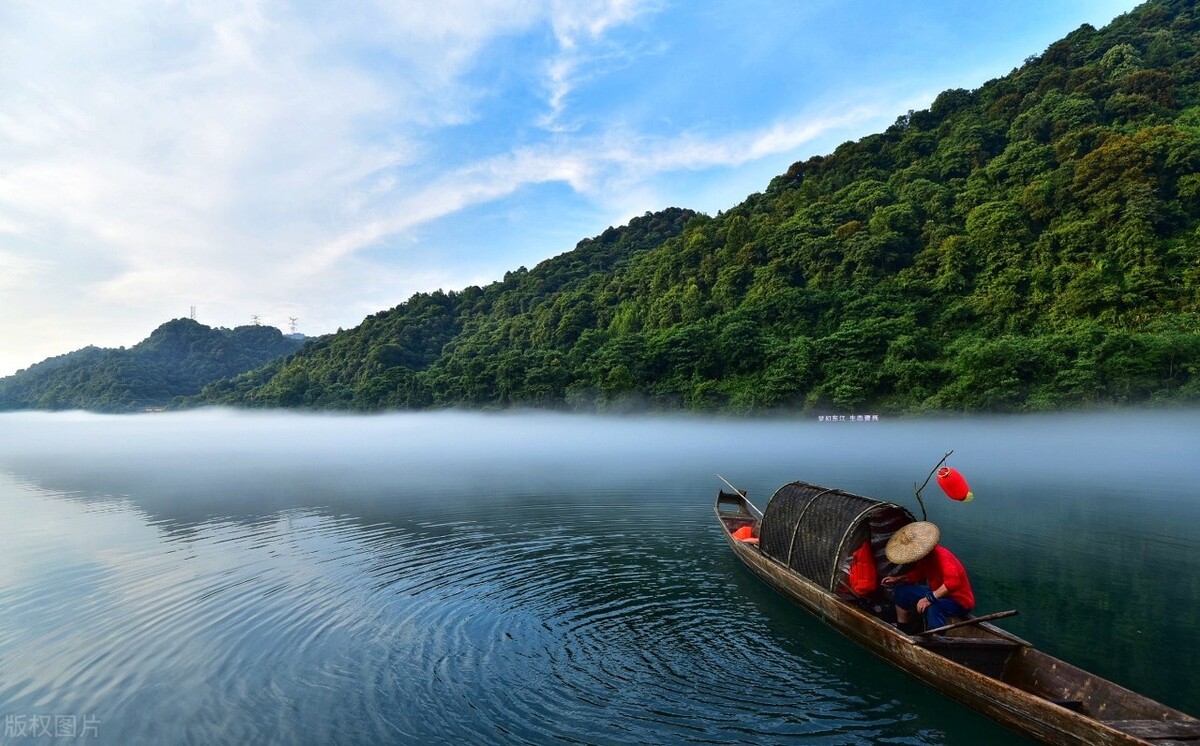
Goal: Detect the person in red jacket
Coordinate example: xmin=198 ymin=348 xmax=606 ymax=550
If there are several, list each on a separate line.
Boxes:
xmin=881 ymin=521 xmax=975 ymax=634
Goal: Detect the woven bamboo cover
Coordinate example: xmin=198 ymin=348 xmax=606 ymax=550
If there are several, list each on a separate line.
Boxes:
xmin=759 ymin=481 xmax=913 ymax=590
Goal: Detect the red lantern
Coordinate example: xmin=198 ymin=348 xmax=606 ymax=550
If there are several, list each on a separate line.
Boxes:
xmin=936 ymin=466 xmax=974 ymax=502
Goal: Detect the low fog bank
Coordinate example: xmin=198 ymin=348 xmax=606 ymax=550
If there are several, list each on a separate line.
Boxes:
xmin=0 ymin=407 xmax=1196 ymax=523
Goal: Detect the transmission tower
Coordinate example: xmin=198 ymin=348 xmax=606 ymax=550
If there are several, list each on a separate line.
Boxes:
xmin=190 ymin=305 xmax=196 ymax=321
xmin=288 ymin=317 xmax=299 ymax=335
xmin=251 ymin=314 xmax=261 ymax=326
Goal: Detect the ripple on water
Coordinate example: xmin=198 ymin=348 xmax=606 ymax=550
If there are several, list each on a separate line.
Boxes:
xmin=2 ymin=482 xmax=984 ymax=744
xmin=336 ymin=502 xmax=901 ymax=745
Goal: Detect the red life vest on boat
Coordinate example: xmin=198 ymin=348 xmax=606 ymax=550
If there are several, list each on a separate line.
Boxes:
xmin=732 ymin=525 xmax=758 ymax=544
xmin=847 ymin=541 xmax=877 ymax=596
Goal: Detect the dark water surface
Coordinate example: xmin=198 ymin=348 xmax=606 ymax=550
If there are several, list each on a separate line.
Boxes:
xmin=0 ymin=409 xmax=1197 ymax=745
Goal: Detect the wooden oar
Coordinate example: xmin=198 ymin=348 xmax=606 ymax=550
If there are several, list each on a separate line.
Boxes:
xmin=913 ymin=609 xmax=1019 ymax=637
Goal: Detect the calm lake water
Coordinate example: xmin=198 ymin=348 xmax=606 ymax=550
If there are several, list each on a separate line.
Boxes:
xmin=0 ymin=408 xmax=1197 ymax=745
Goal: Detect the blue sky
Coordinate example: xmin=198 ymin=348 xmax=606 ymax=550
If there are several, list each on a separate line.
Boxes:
xmin=0 ymin=0 xmax=1139 ymax=376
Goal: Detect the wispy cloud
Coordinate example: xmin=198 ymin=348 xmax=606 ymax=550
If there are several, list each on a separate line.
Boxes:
xmin=302 ymin=99 xmax=888 ymax=276
xmin=538 ymin=0 xmax=662 ymax=130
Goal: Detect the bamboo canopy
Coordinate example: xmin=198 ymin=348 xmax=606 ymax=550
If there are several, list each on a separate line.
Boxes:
xmin=759 ymin=481 xmax=915 ymax=591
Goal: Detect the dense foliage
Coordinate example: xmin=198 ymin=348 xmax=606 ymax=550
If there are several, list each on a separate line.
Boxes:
xmin=184 ymin=0 xmax=1200 ymax=412
xmin=0 ymin=319 xmax=306 ymax=412
xmin=194 ymin=208 xmax=697 ymax=409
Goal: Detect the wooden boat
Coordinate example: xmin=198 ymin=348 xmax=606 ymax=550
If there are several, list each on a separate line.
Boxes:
xmin=715 ymin=481 xmax=1200 ymax=746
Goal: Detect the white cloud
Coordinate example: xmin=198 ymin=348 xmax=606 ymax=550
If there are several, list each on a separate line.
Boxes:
xmin=0 ymin=2 xmax=439 ymax=363
xmin=0 ymin=248 xmax=50 ymax=290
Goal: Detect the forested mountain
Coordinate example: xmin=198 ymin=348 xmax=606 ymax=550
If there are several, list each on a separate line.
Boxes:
xmin=193 ymin=208 xmax=697 ymax=408
xmin=208 ymin=0 xmax=1199 ymax=413
xmin=0 ymin=319 xmax=307 ymax=412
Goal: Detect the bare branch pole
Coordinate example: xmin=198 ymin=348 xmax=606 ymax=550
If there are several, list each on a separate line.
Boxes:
xmin=911 ymin=450 xmax=954 ymax=521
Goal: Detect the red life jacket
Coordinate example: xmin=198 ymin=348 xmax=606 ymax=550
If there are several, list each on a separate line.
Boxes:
xmin=847 ymin=540 xmax=877 ymax=596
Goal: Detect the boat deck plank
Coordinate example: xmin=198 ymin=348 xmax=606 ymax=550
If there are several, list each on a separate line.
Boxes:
xmin=1102 ymin=719 xmax=1200 ymax=740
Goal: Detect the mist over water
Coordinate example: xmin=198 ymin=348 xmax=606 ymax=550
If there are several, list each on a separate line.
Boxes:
xmin=1 ymin=408 xmax=1197 ymax=744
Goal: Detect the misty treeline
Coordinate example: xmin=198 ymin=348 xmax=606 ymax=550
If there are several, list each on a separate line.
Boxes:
xmin=8 ymin=0 xmax=1200 ymax=415
xmin=0 ymin=320 xmax=304 ymax=412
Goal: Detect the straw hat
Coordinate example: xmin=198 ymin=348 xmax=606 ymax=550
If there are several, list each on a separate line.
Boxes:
xmin=885 ymin=521 xmax=941 ymax=564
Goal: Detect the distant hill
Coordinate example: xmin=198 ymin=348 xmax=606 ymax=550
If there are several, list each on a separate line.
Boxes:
xmin=197 ymin=0 xmax=1200 ymax=413
xmin=0 ymin=319 xmax=309 ymax=412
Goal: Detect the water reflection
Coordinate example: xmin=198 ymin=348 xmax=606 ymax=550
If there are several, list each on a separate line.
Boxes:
xmin=0 ymin=408 xmax=1197 ymax=744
